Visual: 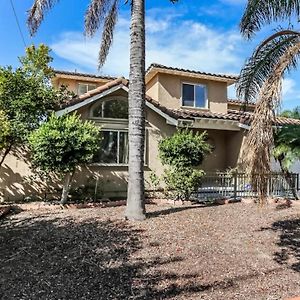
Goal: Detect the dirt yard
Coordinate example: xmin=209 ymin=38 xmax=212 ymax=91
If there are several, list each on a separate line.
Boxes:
xmin=1 ymin=202 xmax=300 ymax=300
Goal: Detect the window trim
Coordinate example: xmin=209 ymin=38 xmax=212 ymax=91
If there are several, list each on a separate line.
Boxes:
xmin=77 ymin=82 xmax=97 ymax=96
xmin=181 ymin=82 xmax=208 ymax=109
xmin=90 ymin=128 xmax=148 ymax=167
xmin=89 ymin=96 xmax=129 ymax=121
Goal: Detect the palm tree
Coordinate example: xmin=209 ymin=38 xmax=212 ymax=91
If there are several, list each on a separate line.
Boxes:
xmin=27 ymin=0 xmax=177 ymax=220
xmin=274 ymin=107 xmax=300 ymax=199
xmin=236 ymin=0 xmax=300 ymax=204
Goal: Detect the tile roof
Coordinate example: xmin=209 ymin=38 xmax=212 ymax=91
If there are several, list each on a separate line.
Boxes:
xmin=58 ymin=78 xmax=300 ymax=127
xmin=58 ymin=77 xmax=128 ymax=109
xmin=146 ymin=97 xmax=300 ymax=126
xmin=147 ymin=63 xmax=239 ymax=81
xmin=227 ymin=98 xmax=256 ymax=106
xmin=54 ymin=70 xmax=117 ymax=81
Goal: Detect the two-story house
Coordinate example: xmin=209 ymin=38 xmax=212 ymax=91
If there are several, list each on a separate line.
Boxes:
xmin=1 ymin=63 xmax=300 ymax=201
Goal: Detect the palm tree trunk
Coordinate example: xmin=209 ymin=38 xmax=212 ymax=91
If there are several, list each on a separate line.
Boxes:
xmin=278 ymin=158 xmax=299 ymax=200
xmin=125 ymin=0 xmax=146 ymax=220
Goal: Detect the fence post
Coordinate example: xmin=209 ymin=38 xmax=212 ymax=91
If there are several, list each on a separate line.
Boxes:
xmin=233 ymin=173 xmax=237 ymax=200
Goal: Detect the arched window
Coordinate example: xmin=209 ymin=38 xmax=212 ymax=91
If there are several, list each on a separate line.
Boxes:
xmin=91 ymin=97 xmax=128 ymax=119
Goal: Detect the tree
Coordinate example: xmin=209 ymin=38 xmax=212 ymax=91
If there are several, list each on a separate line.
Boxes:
xmin=0 ymin=45 xmax=59 ymax=167
xmin=28 ymin=0 xmax=178 ymax=220
xmin=29 ymin=113 xmax=100 ymax=204
xmin=158 ymin=130 xmax=211 ymax=200
xmin=236 ymin=0 xmax=300 ymax=204
xmin=273 ymin=107 xmax=300 ymax=199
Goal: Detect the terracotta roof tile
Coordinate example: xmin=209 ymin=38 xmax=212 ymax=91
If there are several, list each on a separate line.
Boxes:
xmin=58 ymin=78 xmax=300 ymax=127
xmin=59 ymin=77 xmax=128 ymax=109
xmin=54 ymin=70 xmax=117 ymax=80
xmin=147 ymin=63 xmax=239 ymax=81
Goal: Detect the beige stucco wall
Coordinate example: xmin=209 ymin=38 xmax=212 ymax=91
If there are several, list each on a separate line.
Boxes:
xmin=149 ymin=73 xmax=228 ymax=113
xmin=0 ymin=90 xmax=245 ymax=202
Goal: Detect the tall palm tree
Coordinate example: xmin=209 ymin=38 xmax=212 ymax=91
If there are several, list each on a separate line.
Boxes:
xmin=236 ymin=0 xmax=300 ymax=204
xmin=27 ymin=0 xmax=177 ymax=220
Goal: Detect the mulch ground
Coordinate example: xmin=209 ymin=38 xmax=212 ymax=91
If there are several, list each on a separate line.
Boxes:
xmin=1 ymin=203 xmax=300 ymax=299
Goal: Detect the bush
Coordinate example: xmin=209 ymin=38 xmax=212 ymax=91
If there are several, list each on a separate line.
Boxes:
xmin=158 ymin=129 xmax=211 ymax=201
xmin=29 ymin=113 xmax=101 ymax=204
xmin=163 ymin=167 xmax=204 ymax=201
xmin=159 ymin=130 xmax=211 ymax=167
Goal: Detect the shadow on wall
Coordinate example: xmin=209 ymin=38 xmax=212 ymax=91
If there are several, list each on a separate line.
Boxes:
xmin=0 ymin=164 xmax=61 ymax=202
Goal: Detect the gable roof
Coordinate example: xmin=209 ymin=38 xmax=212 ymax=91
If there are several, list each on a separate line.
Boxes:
xmin=146 ymin=63 xmax=238 ymax=85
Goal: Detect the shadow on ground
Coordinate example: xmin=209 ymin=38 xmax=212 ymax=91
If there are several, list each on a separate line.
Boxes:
xmin=265 ymin=218 xmax=300 ymax=272
xmin=0 ymin=213 xmax=233 ymax=300
xmin=146 ymin=204 xmax=204 ymax=218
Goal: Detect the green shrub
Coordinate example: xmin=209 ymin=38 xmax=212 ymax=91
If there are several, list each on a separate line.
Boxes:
xmin=158 ymin=129 xmax=211 ymax=201
xmin=159 ymin=130 xmax=211 ymax=167
xmin=163 ymin=167 xmax=204 ymax=200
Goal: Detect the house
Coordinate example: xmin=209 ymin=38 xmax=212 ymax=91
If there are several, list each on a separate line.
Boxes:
xmin=1 ymin=63 xmax=300 ymax=201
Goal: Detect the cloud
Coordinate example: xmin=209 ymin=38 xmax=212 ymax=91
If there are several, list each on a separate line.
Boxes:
xmin=51 ymin=9 xmax=247 ymax=77
xmin=282 ymin=78 xmax=300 ymax=106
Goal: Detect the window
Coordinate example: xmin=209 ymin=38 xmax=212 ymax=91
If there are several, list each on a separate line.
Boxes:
xmin=78 ymin=83 xmax=97 ymax=95
xmin=182 ymin=83 xmax=207 ymax=108
xmin=92 ymin=98 xmax=128 ymax=119
xmin=93 ymin=130 xmax=128 ymax=164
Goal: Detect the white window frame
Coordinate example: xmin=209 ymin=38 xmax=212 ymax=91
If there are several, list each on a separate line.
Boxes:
xmin=90 ymin=128 xmax=148 ymax=167
xmin=181 ymin=82 xmax=208 ymax=109
xmin=91 ymin=129 xmax=129 ymax=166
xmin=89 ymin=96 xmax=128 ymax=122
xmin=77 ymin=83 xmax=97 ymax=95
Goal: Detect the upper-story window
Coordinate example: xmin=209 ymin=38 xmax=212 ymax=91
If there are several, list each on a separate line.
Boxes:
xmin=91 ymin=98 xmax=128 ymax=119
xmin=78 ymin=83 xmax=97 ymax=95
xmin=182 ymin=83 xmax=207 ymax=108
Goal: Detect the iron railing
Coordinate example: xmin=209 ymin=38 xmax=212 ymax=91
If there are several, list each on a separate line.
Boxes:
xmin=194 ymin=172 xmax=299 ymax=201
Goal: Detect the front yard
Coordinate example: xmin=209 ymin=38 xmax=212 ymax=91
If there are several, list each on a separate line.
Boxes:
xmin=1 ymin=203 xmax=300 ymax=299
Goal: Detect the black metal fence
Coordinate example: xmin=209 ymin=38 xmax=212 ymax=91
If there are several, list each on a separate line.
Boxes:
xmin=194 ymin=172 xmax=299 ymax=201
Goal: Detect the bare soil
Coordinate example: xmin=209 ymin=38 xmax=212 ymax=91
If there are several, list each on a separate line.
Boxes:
xmin=1 ymin=203 xmax=300 ymax=300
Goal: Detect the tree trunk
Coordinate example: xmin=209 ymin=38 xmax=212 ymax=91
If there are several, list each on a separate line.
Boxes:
xmin=125 ymin=0 xmax=146 ymax=220
xmin=0 ymin=143 xmax=12 ymax=167
xmin=60 ymin=172 xmax=73 ymax=205
xmin=279 ymin=158 xmax=299 ymax=200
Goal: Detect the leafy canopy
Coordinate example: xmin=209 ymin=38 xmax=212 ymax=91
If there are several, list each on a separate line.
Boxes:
xmin=159 ymin=130 xmax=211 ymax=168
xmin=29 ymin=113 xmax=100 ymax=175
xmin=273 ymin=107 xmax=300 ymax=170
xmin=0 ymin=45 xmax=59 ymax=151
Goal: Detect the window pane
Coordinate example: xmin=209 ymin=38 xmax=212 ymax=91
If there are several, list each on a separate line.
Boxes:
xmin=94 ymin=131 xmax=118 ymax=163
xmin=92 ymin=99 xmax=128 ymax=119
xmin=78 ymin=84 xmax=87 ymax=95
xmin=195 ymin=85 xmax=206 ymax=108
xmin=87 ymin=84 xmax=97 ymax=91
xmin=119 ymin=132 xmax=129 ymax=164
xmin=182 ymin=84 xmax=194 ymax=107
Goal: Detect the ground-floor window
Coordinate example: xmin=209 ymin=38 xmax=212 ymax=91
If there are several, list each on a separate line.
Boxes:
xmin=93 ymin=130 xmax=128 ymax=164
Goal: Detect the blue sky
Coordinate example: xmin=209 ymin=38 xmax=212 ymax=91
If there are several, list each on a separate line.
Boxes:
xmin=1 ymin=0 xmax=300 ymax=110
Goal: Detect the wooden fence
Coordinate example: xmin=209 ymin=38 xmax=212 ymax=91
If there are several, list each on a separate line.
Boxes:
xmin=194 ymin=172 xmax=299 ymax=201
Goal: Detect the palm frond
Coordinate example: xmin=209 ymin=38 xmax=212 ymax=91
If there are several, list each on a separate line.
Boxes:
xmin=84 ymin=0 xmax=113 ymax=37
xmin=241 ymin=40 xmax=300 ymax=203
xmin=236 ymin=30 xmax=300 ymax=103
xmin=28 ymin=0 xmax=58 ymax=36
xmin=240 ymin=0 xmax=300 ymax=38
xmin=98 ymin=0 xmax=118 ymax=68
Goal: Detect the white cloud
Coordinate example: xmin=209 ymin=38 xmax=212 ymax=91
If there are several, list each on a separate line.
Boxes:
xmin=51 ymin=10 xmax=246 ymax=77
